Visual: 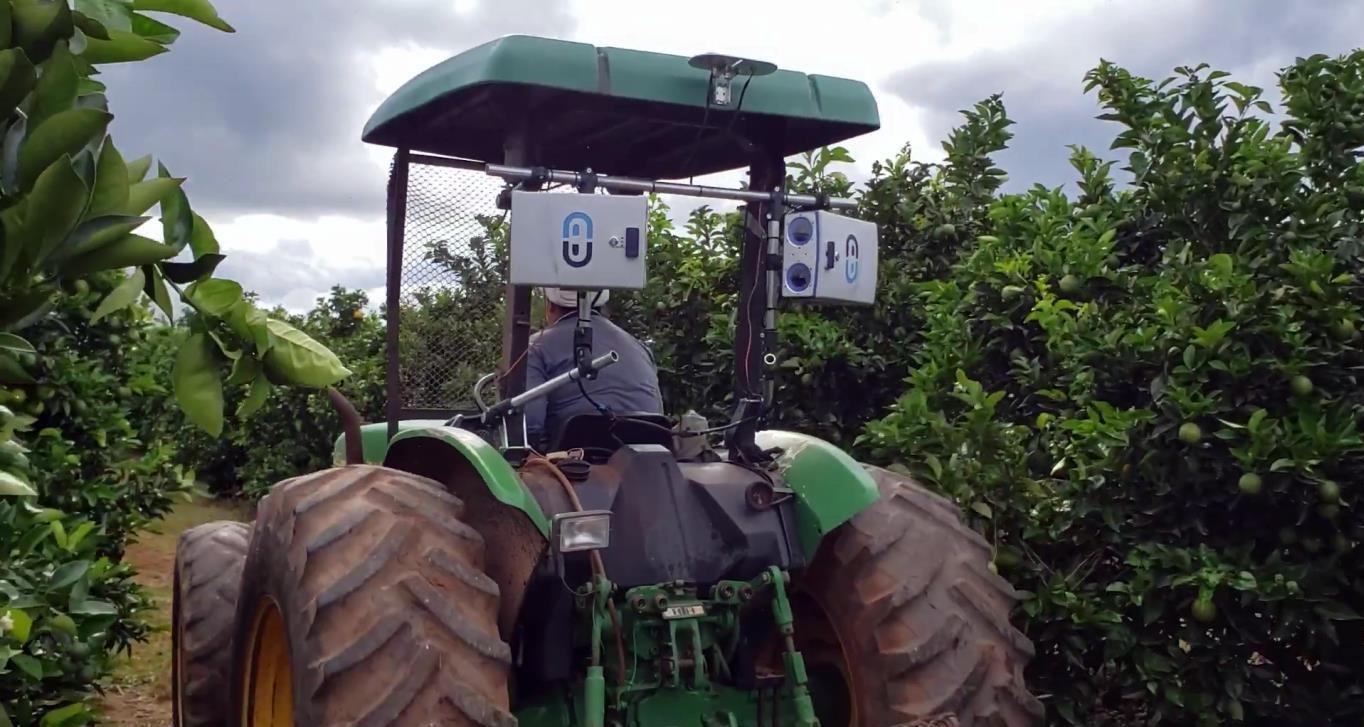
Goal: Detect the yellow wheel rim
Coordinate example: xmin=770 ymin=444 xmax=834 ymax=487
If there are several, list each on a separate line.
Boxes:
xmin=241 ymin=598 xmax=294 ymax=727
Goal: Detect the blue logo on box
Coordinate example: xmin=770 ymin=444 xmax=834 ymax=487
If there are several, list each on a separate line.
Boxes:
xmin=562 ymin=212 xmax=593 ymax=268
xmin=845 ymin=234 xmax=860 ymax=283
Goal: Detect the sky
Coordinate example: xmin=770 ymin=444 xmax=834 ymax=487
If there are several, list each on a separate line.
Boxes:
xmin=98 ymin=0 xmax=1364 ymax=310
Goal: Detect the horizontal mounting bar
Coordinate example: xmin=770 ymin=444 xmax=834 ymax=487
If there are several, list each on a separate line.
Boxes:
xmin=407 ymin=152 xmax=856 ymax=210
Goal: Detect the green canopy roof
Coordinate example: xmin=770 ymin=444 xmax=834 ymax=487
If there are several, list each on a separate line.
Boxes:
xmin=362 ymin=35 xmax=879 ymax=179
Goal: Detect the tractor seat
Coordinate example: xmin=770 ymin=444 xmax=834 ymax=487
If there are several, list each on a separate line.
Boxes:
xmin=546 ymin=412 xmax=674 ymax=454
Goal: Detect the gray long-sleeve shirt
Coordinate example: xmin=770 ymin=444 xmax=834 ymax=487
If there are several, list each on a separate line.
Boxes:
xmin=524 ymin=313 xmax=663 ymax=450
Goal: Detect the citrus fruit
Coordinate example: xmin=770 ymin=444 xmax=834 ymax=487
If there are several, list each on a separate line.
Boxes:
xmin=1318 ymin=480 xmax=1340 ymax=504
xmin=1238 ymin=473 xmax=1262 ymax=495
xmin=1059 ymin=274 xmax=1082 ymax=294
xmin=1290 ymin=375 xmax=1313 ymax=396
xmin=352 ymin=309 xmax=365 ymax=320
xmin=934 ymin=223 xmax=956 ymax=238
xmin=73 ymin=279 xmax=89 ymax=295
xmin=1178 ymin=422 xmax=1202 ymax=444
xmin=1278 ymin=527 xmax=1297 ymax=545
xmin=1191 ymin=598 xmax=1216 ymax=623
xmin=49 ymin=613 xmax=77 ymax=635
xmin=1334 ymin=319 xmax=1357 ymax=341
xmin=1332 ymin=535 xmax=1352 ymax=553
xmin=8 ymin=389 xmax=26 ymax=405
xmin=1302 ymin=537 xmax=1323 ymax=554
xmin=1318 ymin=503 xmax=1340 ymax=520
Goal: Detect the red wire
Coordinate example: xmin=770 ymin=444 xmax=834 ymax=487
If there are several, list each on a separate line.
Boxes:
xmin=741 ymin=234 xmax=764 ymax=396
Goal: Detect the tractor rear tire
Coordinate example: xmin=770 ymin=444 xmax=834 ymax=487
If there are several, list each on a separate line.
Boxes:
xmin=795 ymin=466 xmax=1043 ymax=727
xmin=173 ymin=520 xmax=251 ymax=727
xmin=230 ymin=465 xmax=514 ymax=727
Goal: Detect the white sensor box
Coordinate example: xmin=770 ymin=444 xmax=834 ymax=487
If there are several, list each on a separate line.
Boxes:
xmin=781 ymin=210 xmax=878 ymax=305
xmin=509 ymin=191 xmax=648 ymax=289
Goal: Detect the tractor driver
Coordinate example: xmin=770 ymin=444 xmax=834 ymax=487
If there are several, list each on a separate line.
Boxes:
xmin=522 ymin=286 xmax=663 ymax=451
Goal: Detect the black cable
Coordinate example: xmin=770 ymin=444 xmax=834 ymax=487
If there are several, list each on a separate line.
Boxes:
xmin=681 ymin=74 xmax=714 ymax=186
xmin=720 ymin=74 xmax=754 ymax=143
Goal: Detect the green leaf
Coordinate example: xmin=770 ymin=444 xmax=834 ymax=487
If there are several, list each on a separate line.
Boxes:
xmin=0 ymin=333 xmax=35 ymax=355
xmin=0 ymin=49 xmax=38 ymax=120
xmin=189 ymin=212 xmax=218 ymax=257
xmin=58 ymin=214 xmax=149 ymax=260
xmin=970 ymin=501 xmax=993 ymax=520
xmin=68 ymin=599 xmax=115 ymax=615
xmin=159 ymin=252 xmax=223 ymax=283
xmin=174 ymin=331 xmax=224 ymax=435
xmin=124 ymin=153 xmax=151 ymax=182
xmin=11 ymin=653 xmax=42 ymax=680
xmin=1 ymin=115 xmax=27 ymax=195
xmin=50 ymin=560 xmax=90 ymax=588
xmin=91 ymin=267 xmax=144 ymax=321
xmin=25 ymin=155 xmax=88 ymax=266
xmin=237 ymin=374 xmax=270 ymax=418
xmin=157 ymin=162 xmax=192 ymax=250
xmin=88 ymin=137 xmax=129 ymax=216
xmin=0 ymin=287 xmax=55 ymax=331
xmin=0 ymin=355 xmax=35 ymax=384
xmin=130 ymin=11 xmax=179 ymax=44
xmin=81 ymin=28 xmax=168 ymax=63
xmin=0 ymin=0 xmax=11 ymax=48
xmin=5 ymin=608 xmax=32 ymax=642
xmin=72 ymin=10 xmax=112 ymax=40
xmin=187 ymin=278 xmax=242 ymax=316
xmin=74 ymin=0 xmax=133 ymax=32
xmin=143 ymin=263 xmax=172 ymax=319
xmin=225 ymin=300 xmax=270 ymax=351
xmin=40 ymin=703 xmax=88 ymax=727
xmin=262 ymin=318 xmax=351 ymax=387
xmin=63 ymin=233 xmax=176 ymax=276
xmin=1270 ymin=458 xmax=1295 ymax=472
xmin=12 ymin=0 xmax=74 ymax=63
xmin=18 ymin=108 xmax=112 ymax=190
xmin=133 ymin=0 xmax=233 ymax=32
xmin=124 ymin=175 xmax=181 ymax=216
xmin=225 ymin=353 xmax=259 ymax=387
xmin=30 ymin=41 xmax=77 ymax=131
xmin=1316 ymin=602 xmax=1362 ymax=621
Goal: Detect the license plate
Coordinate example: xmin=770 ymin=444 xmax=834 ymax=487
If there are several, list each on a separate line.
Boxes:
xmin=662 ymin=604 xmax=706 ymax=620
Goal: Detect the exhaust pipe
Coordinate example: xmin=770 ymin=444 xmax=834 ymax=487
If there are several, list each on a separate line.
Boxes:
xmin=328 ymin=388 xmax=364 ymax=465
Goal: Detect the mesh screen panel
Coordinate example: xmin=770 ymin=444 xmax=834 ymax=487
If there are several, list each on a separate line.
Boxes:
xmin=394 ymin=158 xmax=508 ymax=411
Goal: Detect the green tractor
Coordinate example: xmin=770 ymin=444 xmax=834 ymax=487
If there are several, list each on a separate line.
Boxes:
xmin=170 ymin=35 xmax=1040 ymax=727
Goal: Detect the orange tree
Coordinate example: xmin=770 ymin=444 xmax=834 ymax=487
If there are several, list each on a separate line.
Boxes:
xmin=862 ymin=54 xmax=1364 ymax=724
xmin=0 ymin=2 xmax=348 ymax=724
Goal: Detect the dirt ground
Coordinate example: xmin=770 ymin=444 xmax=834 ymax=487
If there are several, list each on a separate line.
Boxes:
xmin=96 ymin=499 xmax=249 ymax=727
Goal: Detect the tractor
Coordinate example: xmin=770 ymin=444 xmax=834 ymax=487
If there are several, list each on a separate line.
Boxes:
xmin=169 ymin=34 xmax=1041 ymax=727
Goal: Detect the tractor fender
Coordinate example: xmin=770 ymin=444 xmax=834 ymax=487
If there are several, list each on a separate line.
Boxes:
xmin=380 ymin=426 xmax=550 ymax=638
xmin=755 ymin=430 xmax=881 ymax=558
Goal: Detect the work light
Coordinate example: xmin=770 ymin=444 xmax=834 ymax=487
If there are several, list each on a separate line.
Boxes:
xmin=552 ymin=510 xmax=612 ymax=553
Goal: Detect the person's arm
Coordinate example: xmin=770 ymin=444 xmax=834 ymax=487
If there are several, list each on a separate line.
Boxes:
xmin=522 ymin=344 xmax=550 ymax=450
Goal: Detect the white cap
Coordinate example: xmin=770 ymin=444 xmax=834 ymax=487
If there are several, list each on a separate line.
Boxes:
xmin=542 ymin=287 xmax=610 ymax=308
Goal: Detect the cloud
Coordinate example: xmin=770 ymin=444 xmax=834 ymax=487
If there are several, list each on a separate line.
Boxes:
xmin=216 ymin=238 xmax=388 ymax=312
xmin=98 ymin=0 xmax=577 ymax=220
xmin=885 ymin=0 xmax=1364 ymax=191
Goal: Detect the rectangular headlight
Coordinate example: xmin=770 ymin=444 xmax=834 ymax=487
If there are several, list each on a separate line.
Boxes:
xmin=553 ymin=510 xmax=611 ymax=553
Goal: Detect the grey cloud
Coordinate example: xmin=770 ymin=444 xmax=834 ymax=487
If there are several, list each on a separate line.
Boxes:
xmin=886 ymin=0 xmax=1364 ymax=192
xmin=98 ymin=0 xmax=577 ymax=220
xmin=216 ymin=239 xmax=387 ymax=312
